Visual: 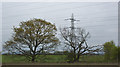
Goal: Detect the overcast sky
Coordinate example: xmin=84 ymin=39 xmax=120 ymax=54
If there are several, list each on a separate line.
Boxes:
xmin=1 ymin=0 xmax=119 ymax=2
xmin=1 ymin=2 xmax=118 ymax=51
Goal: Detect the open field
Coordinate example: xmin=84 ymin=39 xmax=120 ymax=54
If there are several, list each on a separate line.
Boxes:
xmin=0 ymin=55 xmax=1 ymax=67
xmin=1 ymin=55 xmax=119 ymax=67
xmin=2 ymin=55 xmax=118 ymax=64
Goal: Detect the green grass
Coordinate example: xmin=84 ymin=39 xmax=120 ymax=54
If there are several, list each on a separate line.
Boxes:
xmin=80 ymin=55 xmax=118 ymax=63
xmin=37 ymin=55 xmax=66 ymax=63
xmin=2 ymin=55 xmax=118 ymax=63
xmin=2 ymin=55 xmax=66 ymax=63
xmin=2 ymin=55 xmax=26 ymax=63
xmin=80 ymin=55 xmax=104 ymax=63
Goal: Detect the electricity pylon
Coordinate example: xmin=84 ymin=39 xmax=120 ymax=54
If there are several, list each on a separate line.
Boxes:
xmin=65 ymin=13 xmax=80 ymax=42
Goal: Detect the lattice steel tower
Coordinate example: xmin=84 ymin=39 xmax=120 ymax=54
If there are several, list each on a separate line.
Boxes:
xmin=65 ymin=13 xmax=80 ymax=36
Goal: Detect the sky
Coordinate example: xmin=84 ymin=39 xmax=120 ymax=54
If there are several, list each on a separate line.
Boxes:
xmin=1 ymin=2 xmax=118 ymax=51
xmin=0 ymin=2 xmax=2 ymax=52
xmin=1 ymin=0 xmax=119 ymax=2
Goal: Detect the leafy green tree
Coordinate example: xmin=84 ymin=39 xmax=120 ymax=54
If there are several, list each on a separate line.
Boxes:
xmin=3 ymin=18 xmax=59 ymax=62
xmin=103 ymin=41 xmax=118 ymax=61
xmin=118 ymin=46 xmax=120 ymax=62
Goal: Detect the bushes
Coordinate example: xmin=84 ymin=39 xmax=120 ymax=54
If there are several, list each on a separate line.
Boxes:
xmin=118 ymin=47 xmax=120 ymax=62
xmin=103 ymin=41 xmax=118 ymax=61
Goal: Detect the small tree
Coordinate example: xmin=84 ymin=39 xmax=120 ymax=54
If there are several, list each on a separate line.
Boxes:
xmin=118 ymin=46 xmax=120 ymax=62
xmin=3 ymin=18 xmax=59 ymax=62
xmin=103 ymin=41 xmax=118 ymax=61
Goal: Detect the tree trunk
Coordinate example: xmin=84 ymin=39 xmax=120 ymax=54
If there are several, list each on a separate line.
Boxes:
xmin=32 ymin=55 xmax=35 ymax=62
xmin=73 ymin=48 xmax=76 ymax=62
xmin=73 ymin=54 xmax=76 ymax=62
xmin=76 ymin=54 xmax=80 ymax=62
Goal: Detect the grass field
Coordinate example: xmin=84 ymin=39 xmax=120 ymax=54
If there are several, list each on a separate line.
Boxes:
xmin=2 ymin=55 xmax=118 ymax=64
xmin=0 ymin=55 xmax=1 ymax=63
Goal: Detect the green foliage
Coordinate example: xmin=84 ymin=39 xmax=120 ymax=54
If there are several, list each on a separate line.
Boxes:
xmin=3 ymin=18 xmax=59 ymax=62
xmin=118 ymin=47 xmax=120 ymax=62
xmin=13 ymin=18 xmax=58 ymax=45
xmin=103 ymin=41 xmax=118 ymax=61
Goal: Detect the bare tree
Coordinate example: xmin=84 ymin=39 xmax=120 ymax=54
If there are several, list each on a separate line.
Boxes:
xmin=60 ymin=27 xmax=102 ymax=62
